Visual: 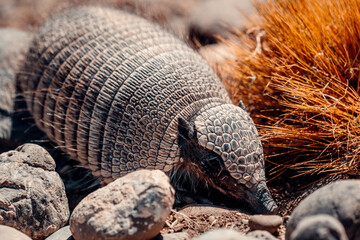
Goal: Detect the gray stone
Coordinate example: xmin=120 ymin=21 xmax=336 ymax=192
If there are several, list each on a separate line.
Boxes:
xmin=286 ymin=180 xmax=360 ymax=240
xmin=187 ymin=0 xmax=256 ymax=44
xmin=70 ymin=169 xmax=175 ymax=240
xmin=0 ymin=225 xmax=31 ymax=240
xmin=0 ymin=28 xmax=31 ymax=139
xmin=162 ymin=232 xmax=190 ymax=240
xmin=248 ymin=215 xmax=283 ymax=234
xmin=0 ymin=144 xmax=69 ymax=239
xmin=247 ymin=230 xmax=277 ymax=240
xmin=45 ymin=226 xmax=74 ymax=240
xmin=289 ymin=215 xmax=348 ymax=240
xmin=194 ymin=229 xmax=256 ymax=240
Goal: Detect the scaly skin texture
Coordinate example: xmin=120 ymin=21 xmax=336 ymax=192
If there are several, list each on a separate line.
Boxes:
xmin=17 ymin=7 xmax=277 ymax=213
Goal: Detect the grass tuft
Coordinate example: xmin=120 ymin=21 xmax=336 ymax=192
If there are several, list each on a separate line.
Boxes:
xmin=221 ymin=0 xmax=360 ymax=177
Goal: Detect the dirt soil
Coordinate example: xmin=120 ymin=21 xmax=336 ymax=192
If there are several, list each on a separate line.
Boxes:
xmin=162 ymin=205 xmax=287 ymax=239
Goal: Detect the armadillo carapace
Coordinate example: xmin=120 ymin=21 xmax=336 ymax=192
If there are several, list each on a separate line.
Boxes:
xmin=17 ymin=7 xmax=277 ymax=213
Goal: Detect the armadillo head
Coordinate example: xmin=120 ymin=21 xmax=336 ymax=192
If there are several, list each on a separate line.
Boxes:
xmin=178 ymin=104 xmax=277 ymax=214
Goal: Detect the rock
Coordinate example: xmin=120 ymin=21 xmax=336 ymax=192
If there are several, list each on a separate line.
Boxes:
xmin=152 ymin=232 xmax=190 ymax=240
xmin=247 ymin=230 xmax=277 ymax=240
xmin=0 ymin=144 xmax=69 ymax=239
xmin=0 ymin=225 xmax=31 ymax=240
xmin=194 ymin=229 xmax=256 ymax=240
xmin=286 ymin=180 xmax=360 ymax=240
xmin=70 ymin=169 xmax=175 ymax=240
xmin=45 ymin=226 xmax=74 ymax=240
xmin=248 ymin=215 xmax=283 ymax=234
xmin=187 ymin=0 xmax=256 ymax=45
xmin=208 ymin=215 xmax=216 ymax=222
xmin=162 ymin=232 xmax=190 ymax=240
xmin=288 ymin=215 xmax=348 ymax=240
xmin=0 ymin=28 xmax=31 ymax=139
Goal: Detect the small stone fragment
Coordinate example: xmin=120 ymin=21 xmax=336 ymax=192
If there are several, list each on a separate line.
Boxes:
xmin=70 ymin=169 xmax=174 ymax=240
xmin=0 ymin=144 xmax=69 ymax=240
xmin=247 ymin=230 xmax=277 ymax=240
xmin=242 ymin=218 xmax=249 ymax=225
xmin=286 ymin=180 xmax=360 ymax=240
xmin=194 ymin=229 xmax=256 ymax=240
xmin=0 ymin=225 xmax=31 ymax=240
xmin=153 ymin=232 xmax=190 ymax=240
xmin=208 ymin=216 xmax=216 ymax=222
xmin=288 ymin=215 xmax=348 ymax=240
xmin=248 ymin=215 xmax=283 ymax=234
xmin=45 ymin=226 xmax=74 ymax=240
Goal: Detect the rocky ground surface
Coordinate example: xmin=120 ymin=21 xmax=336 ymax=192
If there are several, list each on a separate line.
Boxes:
xmin=161 ymin=206 xmax=285 ymax=239
xmin=0 ymin=0 xmax=359 ymax=240
xmin=0 ymin=144 xmax=357 ymax=240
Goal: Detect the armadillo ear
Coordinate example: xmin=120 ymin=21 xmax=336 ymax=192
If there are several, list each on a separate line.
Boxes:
xmin=238 ymin=100 xmax=246 ymax=111
xmin=178 ymin=117 xmax=194 ymax=141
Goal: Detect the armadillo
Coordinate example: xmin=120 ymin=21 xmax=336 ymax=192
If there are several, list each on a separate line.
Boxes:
xmin=17 ymin=7 xmax=277 ymax=214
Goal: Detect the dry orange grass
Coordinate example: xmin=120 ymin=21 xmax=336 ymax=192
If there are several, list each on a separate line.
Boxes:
xmin=222 ymin=0 xmax=360 ymax=178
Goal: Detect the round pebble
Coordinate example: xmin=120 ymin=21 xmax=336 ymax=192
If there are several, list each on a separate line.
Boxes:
xmin=286 ymin=180 xmax=360 ymax=240
xmin=247 ymin=230 xmax=277 ymax=240
xmin=208 ymin=216 xmax=216 ymax=222
xmin=0 ymin=144 xmax=69 ymax=239
xmin=70 ymin=169 xmax=174 ymax=240
xmin=45 ymin=226 xmax=74 ymax=240
xmin=289 ymin=215 xmax=348 ymax=240
xmin=0 ymin=225 xmax=31 ymax=240
xmin=194 ymin=229 xmax=257 ymax=240
xmin=249 ymin=215 xmax=283 ymax=234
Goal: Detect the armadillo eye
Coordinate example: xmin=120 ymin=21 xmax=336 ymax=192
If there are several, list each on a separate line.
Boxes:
xmin=200 ymin=153 xmax=223 ymax=176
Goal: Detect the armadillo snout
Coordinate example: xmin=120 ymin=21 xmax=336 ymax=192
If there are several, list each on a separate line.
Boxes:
xmin=250 ymin=181 xmax=278 ymax=214
xmin=194 ymin=104 xmax=277 ymax=213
